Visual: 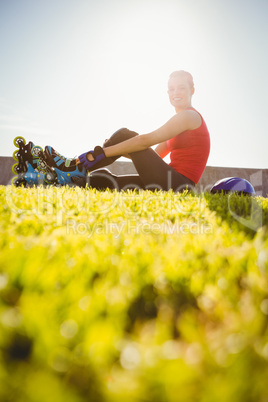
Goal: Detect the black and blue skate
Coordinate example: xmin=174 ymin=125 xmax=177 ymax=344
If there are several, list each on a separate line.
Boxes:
xmin=32 ymin=145 xmax=87 ymax=186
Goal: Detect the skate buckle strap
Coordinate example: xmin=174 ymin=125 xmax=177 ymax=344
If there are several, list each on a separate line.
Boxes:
xmin=65 ymin=158 xmax=73 ymax=167
xmin=55 ymin=156 xmax=63 ymax=166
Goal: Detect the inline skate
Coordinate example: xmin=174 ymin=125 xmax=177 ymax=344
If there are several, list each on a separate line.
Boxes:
xmin=32 ymin=145 xmax=87 ymax=186
xmin=12 ymin=136 xmax=57 ymax=186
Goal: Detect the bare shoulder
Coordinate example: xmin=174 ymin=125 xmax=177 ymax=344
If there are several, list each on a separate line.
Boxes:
xmin=179 ymin=109 xmax=202 ymax=130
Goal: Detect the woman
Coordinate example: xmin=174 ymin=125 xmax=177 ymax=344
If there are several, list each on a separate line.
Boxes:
xmin=45 ymin=70 xmax=210 ymax=191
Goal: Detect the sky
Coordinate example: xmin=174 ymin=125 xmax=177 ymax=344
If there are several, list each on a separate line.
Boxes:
xmin=0 ymin=0 xmax=267 ymax=169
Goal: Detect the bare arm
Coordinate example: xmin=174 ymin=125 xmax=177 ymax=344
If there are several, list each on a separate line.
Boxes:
xmin=103 ymin=110 xmax=201 ymax=158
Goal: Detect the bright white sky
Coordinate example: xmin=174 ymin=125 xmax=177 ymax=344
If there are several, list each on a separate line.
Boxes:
xmin=0 ymin=0 xmax=267 ymax=168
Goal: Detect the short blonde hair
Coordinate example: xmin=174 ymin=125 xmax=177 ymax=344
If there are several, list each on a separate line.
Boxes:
xmin=168 ymin=70 xmax=194 ymax=89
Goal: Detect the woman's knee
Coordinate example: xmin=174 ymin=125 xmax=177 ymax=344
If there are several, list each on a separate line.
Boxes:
xmin=103 ymin=128 xmax=139 ymax=148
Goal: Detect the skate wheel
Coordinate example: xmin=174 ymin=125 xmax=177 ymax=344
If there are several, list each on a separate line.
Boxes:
xmin=13 ymin=136 xmax=26 ymax=148
xmin=11 ymin=176 xmax=18 ymax=185
xmin=31 ymin=145 xmax=43 ymax=157
xmin=11 ymin=176 xmax=27 ymax=187
xmin=13 ymin=150 xmax=20 ymax=161
xmin=44 ymin=171 xmax=57 ymax=184
xmin=12 ymin=163 xmax=20 ymax=174
xmin=37 ymin=159 xmax=47 ymax=171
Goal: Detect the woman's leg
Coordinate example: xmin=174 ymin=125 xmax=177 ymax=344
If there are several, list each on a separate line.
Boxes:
xmin=103 ymin=127 xmax=139 ymax=150
xmin=81 ymin=128 xmax=143 ymax=190
xmin=129 ymin=148 xmax=195 ymax=191
xmin=104 ymin=128 xmax=195 ymax=192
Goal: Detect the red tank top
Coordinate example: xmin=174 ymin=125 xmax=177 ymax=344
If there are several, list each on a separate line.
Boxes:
xmin=166 ymin=108 xmax=210 ymax=184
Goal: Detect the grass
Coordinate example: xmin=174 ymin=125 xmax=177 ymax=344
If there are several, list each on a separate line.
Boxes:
xmin=0 ymin=185 xmax=268 ymax=402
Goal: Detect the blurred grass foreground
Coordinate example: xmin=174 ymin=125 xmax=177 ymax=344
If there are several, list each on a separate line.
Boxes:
xmin=1 ymin=185 xmax=268 ymax=402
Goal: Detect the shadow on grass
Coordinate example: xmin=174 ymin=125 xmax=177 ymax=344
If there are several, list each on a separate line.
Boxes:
xmin=203 ymin=192 xmax=267 ymax=237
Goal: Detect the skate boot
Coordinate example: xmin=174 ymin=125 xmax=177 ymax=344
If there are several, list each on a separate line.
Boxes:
xmin=43 ymin=146 xmax=77 ymax=170
xmin=33 ymin=145 xmax=87 ymax=186
xmin=30 ymin=146 xmax=58 ymax=185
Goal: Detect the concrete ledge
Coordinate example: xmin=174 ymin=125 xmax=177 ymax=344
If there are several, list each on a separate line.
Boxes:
xmin=1 ymin=157 xmax=267 ymax=197
xmin=0 ymin=157 xmax=15 ymax=186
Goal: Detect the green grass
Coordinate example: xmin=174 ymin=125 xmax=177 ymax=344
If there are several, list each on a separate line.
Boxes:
xmin=0 ymin=185 xmax=268 ymax=402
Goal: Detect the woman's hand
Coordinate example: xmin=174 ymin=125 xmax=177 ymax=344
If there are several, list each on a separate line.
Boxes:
xmin=77 ymin=146 xmax=106 ymax=170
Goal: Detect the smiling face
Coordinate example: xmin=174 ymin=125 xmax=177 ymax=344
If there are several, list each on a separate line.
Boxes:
xmin=167 ymin=72 xmax=195 ymax=112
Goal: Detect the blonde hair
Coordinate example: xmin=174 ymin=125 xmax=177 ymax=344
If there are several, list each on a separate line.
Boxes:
xmin=168 ymin=70 xmax=194 ymax=89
